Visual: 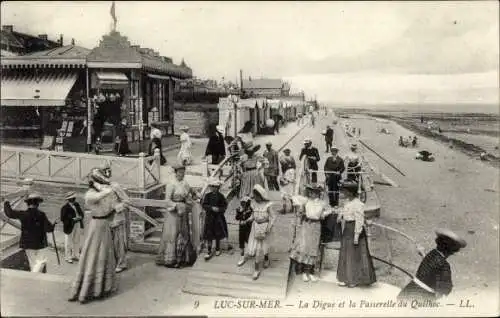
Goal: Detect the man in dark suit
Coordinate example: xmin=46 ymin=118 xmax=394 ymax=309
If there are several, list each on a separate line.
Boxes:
xmin=324 ymin=147 xmax=345 ymax=207
xmin=4 ymin=192 xmax=56 ymax=272
xmin=299 ymin=139 xmax=320 ymax=183
xmin=324 ymin=125 xmax=334 ymax=153
xmin=204 ymin=125 xmax=226 ymax=164
xmin=60 ymin=191 xmax=84 ymax=263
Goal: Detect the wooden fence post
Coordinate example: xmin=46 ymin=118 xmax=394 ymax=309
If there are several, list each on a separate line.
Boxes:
xmin=138 ymin=152 xmax=146 ymax=189
xmin=154 ymin=148 xmax=161 ymax=183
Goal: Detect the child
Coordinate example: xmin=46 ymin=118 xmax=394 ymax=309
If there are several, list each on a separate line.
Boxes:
xmin=235 ymin=196 xmax=253 ymax=266
xmin=201 ymin=178 xmax=228 ymax=260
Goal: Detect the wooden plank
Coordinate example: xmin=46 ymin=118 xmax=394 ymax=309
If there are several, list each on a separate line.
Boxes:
xmin=183 ymin=280 xmax=285 ymax=300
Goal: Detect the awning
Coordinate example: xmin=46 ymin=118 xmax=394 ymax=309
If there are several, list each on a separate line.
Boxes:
xmin=237 ymin=99 xmax=258 ymax=109
xmin=147 ymin=73 xmax=171 ymax=81
xmin=267 ymin=99 xmax=281 ymax=109
xmin=1 ymin=72 xmax=78 ymax=107
xmin=95 ymin=71 xmax=129 ymax=87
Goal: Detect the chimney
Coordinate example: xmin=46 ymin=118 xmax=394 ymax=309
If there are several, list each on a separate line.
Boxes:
xmin=38 ymin=34 xmax=48 ymax=40
xmin=2 ymin=25 xmax=13 ymax=32
xmin=71 ymin=38 xmax=75 ymax=45
xmin=59 ymin=34 xmax=63 ymax=46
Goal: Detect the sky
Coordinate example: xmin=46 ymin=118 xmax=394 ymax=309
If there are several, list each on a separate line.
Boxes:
xmin=1 ymin=1 xmax=499 ymax=105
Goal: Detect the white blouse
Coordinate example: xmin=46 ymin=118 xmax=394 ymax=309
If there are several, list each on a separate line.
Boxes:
xmin=305 ymin=199 xmax=329 ymax=220
xmin=338 ymin=197 xmax=365 ymax=236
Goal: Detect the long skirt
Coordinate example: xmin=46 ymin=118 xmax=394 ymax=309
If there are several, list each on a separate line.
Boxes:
xmin=289 ymin=220 xmax=321 ymax=266
xmin=157 ymin=210 xmax=190 ymax=266
xmin=246 ymin=222 xmax=271 ymax=263
xmin=203 ymin=210 xmax=228 ymax=241
xmin=336 ymin=221 xmax=376 ymax=286
xmin=239 ymin=169 xmax=266 ymax=198
xmin=111 ymin=223 xmax=128 ymax=270
xmin=69 ymin=218 xmax=117 ymax=302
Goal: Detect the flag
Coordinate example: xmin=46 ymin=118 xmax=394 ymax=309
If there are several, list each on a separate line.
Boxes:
xmin=110 ymin=1 xmax=117 ymax=26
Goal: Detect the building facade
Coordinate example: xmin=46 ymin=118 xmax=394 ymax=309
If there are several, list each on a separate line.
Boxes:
xmin=1 ymin=25 xmax=62 ymax=56
xmin=1 ymin=30 xmax=192 ymax=153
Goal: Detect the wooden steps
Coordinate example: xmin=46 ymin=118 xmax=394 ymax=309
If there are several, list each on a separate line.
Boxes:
xmin=182 ymin=252 xmax=290 ymax=299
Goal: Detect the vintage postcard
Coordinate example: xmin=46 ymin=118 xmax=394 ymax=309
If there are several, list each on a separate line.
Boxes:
xmin=0 ymin=1 xmax=498 ymax=317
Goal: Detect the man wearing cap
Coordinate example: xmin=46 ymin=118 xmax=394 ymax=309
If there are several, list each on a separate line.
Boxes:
xmin=4 ymin=193 xmax=56 ymax=272
xmin=324 ymin=125 xmax=334 ymax=153
xmin=324 ymin=147 xmax=345 ymax=207
xmin=60 ymin=192 xmax=84 ymax=263
xmin=263 ymin=142 xmax=280 ymax=191
xmin=398 ymin=229 xmax=467 ymax=300
xmin=204 ymin=124 xmax=226 ymax=164
xmin=299 ymin=139 xmax=321 ymax=183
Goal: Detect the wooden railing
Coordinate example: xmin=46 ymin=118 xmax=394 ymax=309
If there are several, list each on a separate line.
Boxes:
xmin=0 ymin=146 xmax=161 ymax=191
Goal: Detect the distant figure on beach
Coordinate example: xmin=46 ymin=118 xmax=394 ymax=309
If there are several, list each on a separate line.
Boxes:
xmin=412 ymin=136 xmax=418 ymax=147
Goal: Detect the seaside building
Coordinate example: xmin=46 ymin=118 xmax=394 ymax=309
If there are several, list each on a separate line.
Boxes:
xmin=1 ymin=25 xmax=62 ymax=55
xmin=1 ymin=30 xmax=192 ymax=152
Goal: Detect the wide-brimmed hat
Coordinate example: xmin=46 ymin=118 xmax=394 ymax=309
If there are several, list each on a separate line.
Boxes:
xmin=304 ymin=138 xmax=312 ymax=144
xmin=341 ymin=180 xmax=359 ymax=193
xmin=350 ymin=143 xmax=358 ymax=150
xmin=240 ymin=196 xmax=251 ymax=203
xmin=172 ymin=163 xmax=186 ymax=172
xmin=243 ymin=141 xmax=261 ymax=153
xmin=265 ymin=141 xmax=272 ymax=146
xmin=283 ymin=148 xmax=291 ymax=153
xmin=216 ymin=125 xmax=224 ymax=134
xmin=64 ymin=191 xmax=76 ymax=200
xmin=305 ymin=184 xmax=323 ymax=193
xmin=252 ymin=184 xmax=269 ymax=201
xmin=331 ymin=146 xmax=339 ymax=152
xmin=88 ymin=168 xmax=110 ymax=185
xmin=435 ymin=229 xmax=467 ymax=249
xmin=207 ymin=178 xmax=222 ymax=187
xmin=24 ymin=192 xmax=43 ymax=203
xmin=179 ymin=125 xmax=189 ymax=131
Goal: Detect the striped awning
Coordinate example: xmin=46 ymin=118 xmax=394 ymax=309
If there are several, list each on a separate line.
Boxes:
xmin=1 ymin=58 xmax=87 ymax=68
xmin=147 ymin=73 xmax=171 ymax=81
xmin=95 ymin=71 xmax=129 ymax=86
xmin=1 ymin=71 xmax=78 ymax=107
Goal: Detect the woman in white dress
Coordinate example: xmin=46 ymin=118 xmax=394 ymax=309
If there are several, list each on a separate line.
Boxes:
xmin=241 ymin=184 xmax=277 ymax=280
xmin=177 ymin=125 xmax=193 ymax=166
xmin=290 ymin=184 xmax=332 ymax=282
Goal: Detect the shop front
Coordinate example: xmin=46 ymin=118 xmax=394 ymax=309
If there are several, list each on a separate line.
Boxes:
xmin=0 ymin=47 xmax=90 ymax=150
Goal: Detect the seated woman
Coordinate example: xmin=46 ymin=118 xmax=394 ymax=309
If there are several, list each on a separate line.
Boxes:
xmin=416 ymin=150 xmax=434 ymax=162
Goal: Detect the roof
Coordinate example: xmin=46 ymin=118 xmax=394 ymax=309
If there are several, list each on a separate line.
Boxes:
xmin=0 ymin=30 xmax=24 ymax=48
xmin=242 ymin=78 xmax=283 ymax=90
xmin=1 ymin=49 xmax=18 ymax=57
xmin=26 ymin=45 xmax=91 ymax=58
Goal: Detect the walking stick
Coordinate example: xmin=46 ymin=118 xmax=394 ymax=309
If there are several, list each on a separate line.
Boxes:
xmin=52 ymin=231 xmax=61 ymax=265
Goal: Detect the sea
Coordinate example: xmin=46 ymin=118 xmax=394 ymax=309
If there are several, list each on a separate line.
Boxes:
xmin=330 ymin=103 xmax=499 ymax=115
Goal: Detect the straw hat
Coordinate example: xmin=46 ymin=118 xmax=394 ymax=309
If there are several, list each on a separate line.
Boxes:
xmin=240 ymin=196 xmax=252 ymax=203
xmin=64 ymin=191 xmax=76 ymax=200
xmin=435 ymin=229 xmax=467 ymax=249
xmin=88 ymin=168 xmax=110 ymax=185
xmin=24 ymin=192 xmax=43 ymax=203
xmin=208 ymin=178 xmax=222 ymax=187
xmin=179 ymin=125 xmax=189 ymax=132
xmin=243 ymin=141 xmax=261 ymax=153
xmin=172 ymin=163 xmax=186 ymax=172
xmin=252 ymin=184 xmax=269 ymax=201
xmin=303 ymin=138 xmax=312 ymax=144
xmin=216 ymin=125 xmax=224 ymax=134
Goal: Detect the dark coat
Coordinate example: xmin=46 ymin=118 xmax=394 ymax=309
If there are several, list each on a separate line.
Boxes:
xmin=4 ymin=202 xmax=55 ymax=250
xmin=299 ymin=146 xmax=321 ymax=170
xmin=324 ymin=156 xmax=345 ymax=182
xmin=205 ymin=132 xmax=226 ymax=157
xmin=60 ymin=201 xmax=84 ymax=235
xmin=325 ymin=128 xmax=334 ymax=141
xmin=399 ymin=249 xmax=453 ymax=300
xmin=149 ymin=137 xmax=166 ymax=165
xmin=202 ymin=191 xmax=228 ymax=241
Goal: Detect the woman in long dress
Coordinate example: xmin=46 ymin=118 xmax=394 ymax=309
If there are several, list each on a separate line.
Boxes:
xmin=68 ymin=168 xmax=124 ymax=304
xmin=239 ymin=142 xmax=266 ymax=198
xmin=335 ymin=181 xmax=376 ymax=288
xmin=177 ymin=125 xmax=193 ymax=166
xmin=290 ymin=184 xmax=332 ymax=282
xmin=241 ymin=184 xmax=277 ymax=280
xmin=156 ymin=164 xmax=198 ymax=268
